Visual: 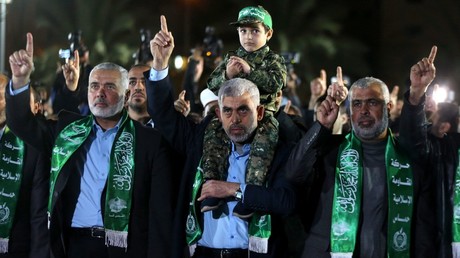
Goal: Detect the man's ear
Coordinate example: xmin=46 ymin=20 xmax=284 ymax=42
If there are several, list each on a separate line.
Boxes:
xmin=215 ymin=106 xmax=222 ymax=122
xmin=386 ymin=102 xmax=393 ymax=116
xmin=439 ymin=122 xmax=451 ymax=135
xmin=257 ymin=105 xmax=265 ymax=121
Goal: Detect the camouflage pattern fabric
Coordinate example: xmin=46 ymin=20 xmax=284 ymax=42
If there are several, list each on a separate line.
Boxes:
xmin=201 ymin=111 xmax=278 ymax=186
xmin=202 ymin=117 xmax=231 ymax=181
xmin=207 ymin=45 xmax=287 ymax=113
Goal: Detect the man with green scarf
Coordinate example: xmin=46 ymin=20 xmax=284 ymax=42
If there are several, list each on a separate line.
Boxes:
xmin=6 ymin=33 xmax=174 ymax=258
xmin=147 ymin=15 xmax=300 ymax=258
xmin=400 ymin=52 xmax=460 ymax=257
xmin=285 ymin=47 xmax=437 ymax=257
xmin=0 ymin=74 xmax=49 ymax=258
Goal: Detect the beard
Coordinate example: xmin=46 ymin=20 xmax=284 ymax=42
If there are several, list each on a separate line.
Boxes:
xmin=224 ymin=118 xmax=257 ymax=143
xmin=128 ymin=99 xmax=146 ymax=114
xmin=89 ymin=97 xmax=124 ymax=118
xmin=352 ymin=107 xmax=388 ymax=141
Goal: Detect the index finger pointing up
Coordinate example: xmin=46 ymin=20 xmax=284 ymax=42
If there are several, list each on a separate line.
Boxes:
xmin=320 ymin=69 xmax=326 ymax=82
xmin=26 ymin=33 xmax=34 ymax=57
xmin=428 ymin=45 xmax=437 ymax=63
xmin=336 ymin=66 xmax=343 ymax=84
xmin=160 ymin=15 xmax=168 ymax=33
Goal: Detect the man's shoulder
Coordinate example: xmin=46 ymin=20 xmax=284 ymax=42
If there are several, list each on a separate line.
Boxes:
xmin=56 ymin=110 xmax=84 ymax=126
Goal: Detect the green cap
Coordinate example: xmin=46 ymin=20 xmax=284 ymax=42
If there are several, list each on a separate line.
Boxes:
xmin=230 ymin=6 xmax=273 ymax=30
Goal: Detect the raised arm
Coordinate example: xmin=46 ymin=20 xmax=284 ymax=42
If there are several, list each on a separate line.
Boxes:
xmin=399 ymin=46 xmax=437 ymax=160
xmin=9 ymin=33 xmax=34 ymax=89
xmin=408 ymin=46 xmax=437 ymax=105
xmin=150 ymin=15 xmax=175 ymax=71
xmin=6 ymin=33 xmax=55 ymax=153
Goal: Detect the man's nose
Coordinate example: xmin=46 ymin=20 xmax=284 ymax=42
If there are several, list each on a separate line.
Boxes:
xmin=231 ymin=112 xmax=241 ymax=123
xmin=134 ymin=80 xmax=146 ymax=90
xmin=95 ymin=87 xmax=106 ymax=97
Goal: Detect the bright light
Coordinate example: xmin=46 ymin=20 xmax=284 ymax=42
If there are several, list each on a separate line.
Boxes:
xmin=433 ymin=87 xmax=448 ymax=103
xmin=174 ymin=55 xmax=184 ymax=70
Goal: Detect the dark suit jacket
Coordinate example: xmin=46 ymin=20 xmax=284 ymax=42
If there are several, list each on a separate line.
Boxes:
xmin=285 ymin=121 xmax=435 ymax=257
xmin=6 ymin=87 xmax=174 ymax=258
xmin=0 ymin=139 xmax=49 ymax=258
xmin=146 ymin=75 xmax=300 ymax=258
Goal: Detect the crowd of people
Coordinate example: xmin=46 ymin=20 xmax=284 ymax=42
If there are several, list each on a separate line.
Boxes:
xmin=0 ymin=4 xmax=458 ymax=258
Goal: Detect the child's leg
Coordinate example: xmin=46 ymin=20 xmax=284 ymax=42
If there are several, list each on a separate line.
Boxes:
xmin=246 ymin=112 xmax=279 ymax=185
xmin=202 ymin=117 xmax=231 ymax=181
xmin=200 ymin=117 xmax=231 ymax=212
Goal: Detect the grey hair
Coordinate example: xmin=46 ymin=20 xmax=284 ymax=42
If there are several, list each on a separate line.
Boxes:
xmin=348 ymin=77 xmax=390 ymax=104
xmin=218 ymin=78 xmax=260 ymax=107
xmin=90 ymin=62 xmax=128 ymax=92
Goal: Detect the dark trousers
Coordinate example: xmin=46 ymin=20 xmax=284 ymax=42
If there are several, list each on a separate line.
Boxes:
xmin=68 ymin=229 xmax=108 ymax=258
xmin=193 ymin=246 xmax=249 ymax=258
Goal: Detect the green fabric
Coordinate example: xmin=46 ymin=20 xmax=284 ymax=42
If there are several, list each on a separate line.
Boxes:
xmin=452 ymin=149 xmax=460 ymax=242
xmin=49 ymin=111 xmax=135 ymax=248
xmin=185 ymin=161 xmax=204 ymax=245
xmin=186 ymin=160 xmax=272 ymax=254
xmin=0 ymin=127 xmax=24 ymax=253
xmin=331 ymin=131 xmax=413 ymax=257
xmin=231 ymin=6 xmax=273 ymax=29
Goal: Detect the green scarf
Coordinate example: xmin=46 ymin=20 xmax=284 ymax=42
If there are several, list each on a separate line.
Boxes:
xmin=0 ymin=127 xmax=24 ymax=253
xmin=331 ymin=131 xmax=413 ymax=258
xmin=49 ymin=111 xmax=135 ymax=248
xmin=452 ymin=149 xmax=460 ymax=254
xmin=186 ymin=160 xmax=271 ymax=253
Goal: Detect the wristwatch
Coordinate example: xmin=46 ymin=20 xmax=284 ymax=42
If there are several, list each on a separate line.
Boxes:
xmin=234 ymin=187 xmax=243 ymax=201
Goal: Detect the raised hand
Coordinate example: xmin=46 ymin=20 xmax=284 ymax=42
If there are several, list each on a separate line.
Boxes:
xmin=174 ymin=90 xmax=190 ymax=117
xmin=62 ymin=50 xmax=80 ymax=91
xmin=229 ymin=56 xmax=251 ymax=74
xmin=151 ymin=15 xmax=175 ymax=71
xmin=226 ymin=57 xmax=243 ymax=79
xmin=316 ymin=95 xmax=339 ymax=130
xmin=283 ymin=100 xmax=292 ymax=114
xmin=310 ymin=69 xmax=327 ymax=98
xmin=9 ymin=33 xmax=34 ymax=88
xmin=327 ymin=66 xmax=348 ymax=105
xmin=409 ymin=46 xmax=437 ymax=105
xmin=389 ymin=85 xmax=400 ymax=118
xmin=308 ymin=69 xmax=327 ymax=109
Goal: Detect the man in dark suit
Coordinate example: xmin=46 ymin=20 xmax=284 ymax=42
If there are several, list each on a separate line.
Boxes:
xmin=285 ymin=48 xmax=437 ymax=257
xmin=0 ymin=74 xmax=49 ymax=258
xmin=6 ymin=33 xmax=174 ymax=258
xmin=147 ymin=15 xmax=300 ymax=258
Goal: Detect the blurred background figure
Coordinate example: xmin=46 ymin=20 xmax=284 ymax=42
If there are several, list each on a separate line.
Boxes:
xmin=199 ymin=88 xmax=218 ymax=117
xmin=281 ymin=51 xmax=302 ymax=109
xmin=51 ymin=30 xmax=92 ymax=116
xmin=181 ymin=26 xmax=224 ymax=115
xmin=133 ymin=29 xmax=154 ymax=66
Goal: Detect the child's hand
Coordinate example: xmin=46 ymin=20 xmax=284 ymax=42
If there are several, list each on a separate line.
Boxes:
xmin=228 ymin=56 xmax=251 ymax=74
xmin=226 ymin=58 xmax=242 ymax=79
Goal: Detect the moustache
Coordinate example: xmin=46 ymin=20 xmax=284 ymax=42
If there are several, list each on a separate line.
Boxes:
xmin=357 ymin=117 xmax=375 ymax=123
xmin=131 ymin=89 xmax=145 ymax=98
xmin=93 ymin=98 xmax=107 ymax=105
xmin=230 ymin=124 xmax=245 ymax=131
